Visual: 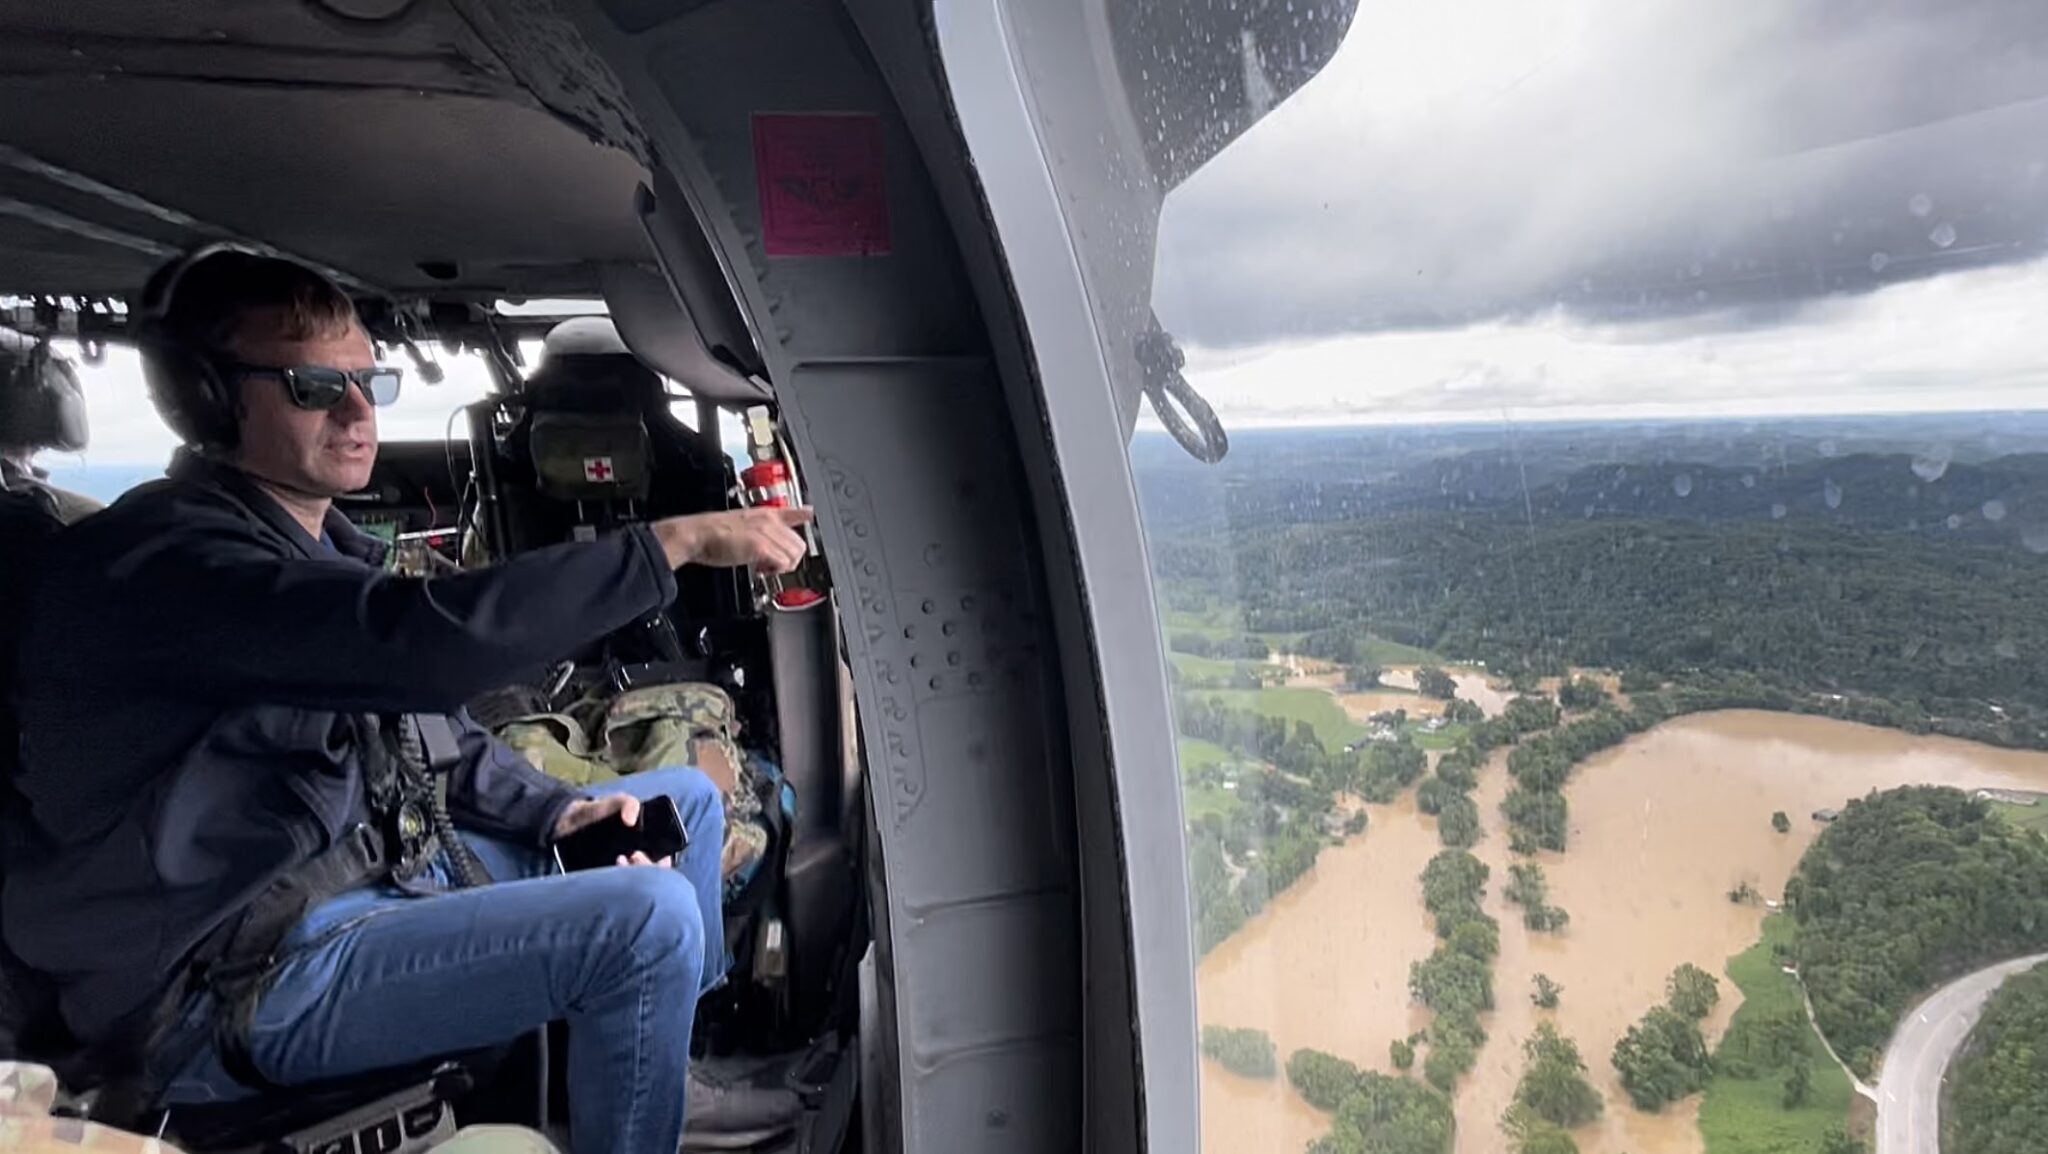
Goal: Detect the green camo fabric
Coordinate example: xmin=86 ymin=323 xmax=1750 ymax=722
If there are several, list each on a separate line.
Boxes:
xmin=498 ymin=683 xmax=770 ymax=884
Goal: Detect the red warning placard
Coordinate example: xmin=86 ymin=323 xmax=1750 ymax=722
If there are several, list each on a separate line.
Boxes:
xmin=752 ymin=112 xmax=892 ymax=258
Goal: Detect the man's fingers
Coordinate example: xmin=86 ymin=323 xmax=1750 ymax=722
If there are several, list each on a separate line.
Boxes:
xmin=774 ymin=506 xmax=815 ymax=527
xmin=616 ymin=794 xmax=642 ymax=826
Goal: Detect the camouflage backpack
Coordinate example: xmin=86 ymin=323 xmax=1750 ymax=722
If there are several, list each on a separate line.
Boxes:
xmin=487 ymin=682 xmax=772 ymax=889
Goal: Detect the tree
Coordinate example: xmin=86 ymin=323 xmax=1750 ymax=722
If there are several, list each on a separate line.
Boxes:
xmin=1667 ymin=963 xmax=1721 ymax=1021
xmin=1502 ymin=1106 xmax=1580 ymax=1154
xmin=1416 ymin=775 xmax=1455 ymax=816
xmin=1818 ymin=1128 xmax=1866 ymax=1154
xmin=1618 ymin=668 xmax=1663 ymax=694
xmin=1390 ymin=1038 xmax=1415 ymax=1071
xmin=1415 ymin=667 xmax=1459 ymax=700
xmin=1345 ymin=664 xmax=1385 ymax=690
xmin=1558 ymin=677 xmax=1609 ymax=711
xmin=1781 ymin=1058 xmax=1811 ymax=1108
xmin=1319 ymin=1074 xmax=1456 ymax=1154
xmin=1424 ymin=1035 xmax=1475 ymax=1093
xmin=1515 ymin=1022 xmax=1603 ymax=1128
xmin=1436 ymin=793 xmax=1481 ymax=849
xmin=1772 ymin=810 xmax=1792 ymax=834
xmin=1410 ymin=950 xmax=1494 ymax=1015
xmin=1503 ymin=786 xmax=1569 ymax=852
xmin=1420 ymin=850 xmax=1490 ymax=931
xmin=1436 ymin=752 xmax=1480 ymax=791
xmin=1448 ymin=917 xmax=1500 ymax=963
xmin=1287 ymin=1048 xmax=1364 ymax=1112
xmin=1611 ymin=1005 xmax=1711 ymax=1111
xmin=1201 ymin=1025 xmax=1278 ymax=1079
xmin=1505 ymin=862 xmax=1548 ymax=907
xmin=1532 ymin=974 xmax=1563 ymax=1009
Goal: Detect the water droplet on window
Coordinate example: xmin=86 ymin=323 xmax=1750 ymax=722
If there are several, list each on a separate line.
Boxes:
xmin=1946 ymin=514 xmax=1963 ymax=530
xmin=1869 ymin=252 xmax=1892 ymax=273
xmin=1909 ymin=193 xmax=1934 ymax=218
xmin=1910 ymin=447 xmax=1952 ymax=482
xmin=1741 ymin=474 xmax=1756 ymax=489
xmin=1983 ymin=499 xmax=2009 ymax=522
xmin=1771 ymin=503 xmax=1788 ymax=520
xmin=1672 ymin=473 xmax=1693 ymax=498
xmin=2024 ymin=525 xmax=2048 ymax=554
xmin=1930 ymin=222 xmax=1958 ymax=249
xmin=1824 ymin=480 xmax=1843 ymax=510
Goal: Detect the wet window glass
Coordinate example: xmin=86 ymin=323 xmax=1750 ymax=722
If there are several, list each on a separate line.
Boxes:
xmin=1012 ymin=2 xmax=2048 ymax=1152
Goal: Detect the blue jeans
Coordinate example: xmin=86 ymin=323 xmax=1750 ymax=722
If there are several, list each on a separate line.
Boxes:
xmin=164 ymin=766 xmax=727 ymax=1154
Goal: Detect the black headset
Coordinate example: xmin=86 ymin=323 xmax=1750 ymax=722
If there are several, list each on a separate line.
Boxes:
xmin=133 ymin=241 xmax=264 ymax=451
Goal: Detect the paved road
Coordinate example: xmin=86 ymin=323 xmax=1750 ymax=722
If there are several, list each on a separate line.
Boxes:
xmin=1875 ymin=953 xmax=2047 ymax=1154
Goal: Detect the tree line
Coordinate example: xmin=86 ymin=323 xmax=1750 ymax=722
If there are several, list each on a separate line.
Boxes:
xmin=1785 ymin=786 xmax=2048 ymax=1076
xmin=1409 ymin=849 xmax=1498 ymax=1091
xmin=1151 ymin=508 xmax=2048 ymax=752
xmin=1169 ymin=631 xmax=1273 ymax=661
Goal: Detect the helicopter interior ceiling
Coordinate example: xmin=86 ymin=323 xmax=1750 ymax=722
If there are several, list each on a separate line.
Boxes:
xmin=0 ymin=1 xmax=654 ymax=306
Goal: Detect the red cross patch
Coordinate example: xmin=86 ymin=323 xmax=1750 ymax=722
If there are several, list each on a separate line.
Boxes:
xmin=583 ymin=457 xmax=615 ymax=482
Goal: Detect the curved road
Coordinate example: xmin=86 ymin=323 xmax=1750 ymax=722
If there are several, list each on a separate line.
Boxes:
xmin=1875 ymin=953 xmax=2047 ymax=1154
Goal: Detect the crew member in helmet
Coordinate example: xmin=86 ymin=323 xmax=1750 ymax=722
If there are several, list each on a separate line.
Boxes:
xmin=0 ymin=247 xmax=809 ymax=1154
xmin=0 ymin=327 xmax=101 ymax=524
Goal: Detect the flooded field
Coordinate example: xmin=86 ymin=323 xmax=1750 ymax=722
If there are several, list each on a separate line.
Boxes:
xmin=1195 ymin=711 xmax=2048 ymax=1154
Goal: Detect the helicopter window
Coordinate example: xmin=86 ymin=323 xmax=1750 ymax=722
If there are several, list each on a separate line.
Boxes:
xmin=1001 ymin=0 xmax=2048 ymax=1151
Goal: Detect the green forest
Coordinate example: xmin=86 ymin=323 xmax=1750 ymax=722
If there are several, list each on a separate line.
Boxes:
xmin=1785 ymin=787 xmax=2048 ymax=1075
xmin=1946 ymin=964 xmax=2048 ymax=1154
xmin=1146 ymin=460 xmax=2048 ymax=749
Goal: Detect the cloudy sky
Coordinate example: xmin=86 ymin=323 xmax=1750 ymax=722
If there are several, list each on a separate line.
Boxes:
xmin=32 ymin=0 xmax=2048 ymax=472
xmin=1150 ymin=0 xmax=2048 ymax=425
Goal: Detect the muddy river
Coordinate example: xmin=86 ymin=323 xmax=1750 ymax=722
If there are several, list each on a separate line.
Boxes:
xmin=1196 ymin=711 xmax=2048 ymax=1154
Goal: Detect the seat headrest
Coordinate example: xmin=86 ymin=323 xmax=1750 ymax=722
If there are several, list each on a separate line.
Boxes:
xmin=0 ymin=330 xmax=87 ymax=455
xmin=524 ymin=318 xmax=662 ymax=410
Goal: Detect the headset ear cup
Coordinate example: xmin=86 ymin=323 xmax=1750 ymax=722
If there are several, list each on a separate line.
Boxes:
xmin=138 ymin=330 xmax=237 ymax=451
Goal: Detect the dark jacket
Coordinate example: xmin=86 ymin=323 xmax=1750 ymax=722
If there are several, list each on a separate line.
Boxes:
xmin=1 ymin=455 xmax=677 ymax=1044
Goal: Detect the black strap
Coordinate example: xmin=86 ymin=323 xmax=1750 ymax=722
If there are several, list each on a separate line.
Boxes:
xmin=208 ymin=716 xmax=486 ymax=1091
xmin=416 ymin=714 xmax=464 ymax=773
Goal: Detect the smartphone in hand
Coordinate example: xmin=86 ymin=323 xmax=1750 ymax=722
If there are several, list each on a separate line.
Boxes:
xmin=552 ymin=794 xmax=688 ymax=873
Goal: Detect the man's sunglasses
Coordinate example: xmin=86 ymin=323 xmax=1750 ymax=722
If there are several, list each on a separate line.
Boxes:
xmin=219 ymin=360 xmax=403 ymax=410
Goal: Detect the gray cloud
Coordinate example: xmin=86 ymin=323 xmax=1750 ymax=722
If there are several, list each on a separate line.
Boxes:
xmin=1150 ymin=0 xmax=2048 ymax=348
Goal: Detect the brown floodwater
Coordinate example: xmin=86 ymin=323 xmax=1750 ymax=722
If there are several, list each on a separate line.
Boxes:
xmin=1195 ymin=710 xmax=2048 ymax=1154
